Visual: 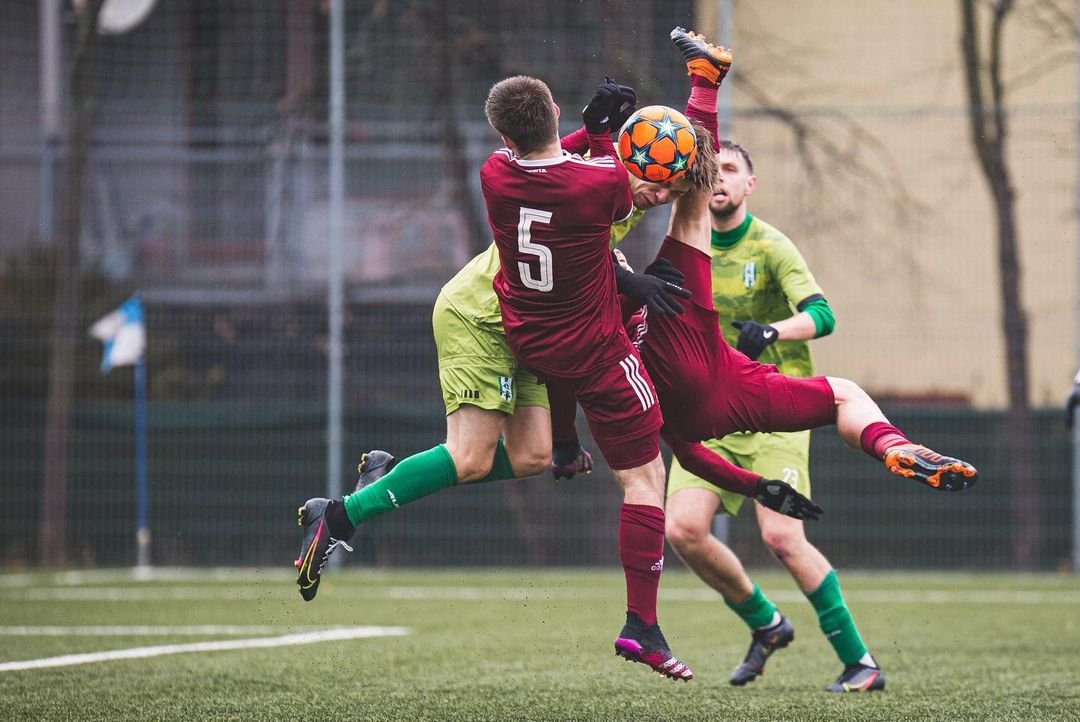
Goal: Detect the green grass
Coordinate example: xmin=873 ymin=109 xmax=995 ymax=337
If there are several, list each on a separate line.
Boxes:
xmin=1 ymin=568 xmax=1079 ymax=721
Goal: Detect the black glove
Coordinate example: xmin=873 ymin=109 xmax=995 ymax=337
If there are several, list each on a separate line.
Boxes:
xmin=551 ymin=440 xmax=594 ymax=480
xmin=732 ymin=320 xmax=779 ymax=360
xmin=754 ymin=478 xmax=824 ymax=521
xmin=582 ymin=80 xmax=623 ymax=134
xmin=1067 ymin=385 xmax=1080 ymax=429
xmin=643 ymin=257 xmax=685 ymax=287
xmin=614 ymin=255 xmax=693 ymax=315
xmin=607 ymin=77 xmax=637 ymax=130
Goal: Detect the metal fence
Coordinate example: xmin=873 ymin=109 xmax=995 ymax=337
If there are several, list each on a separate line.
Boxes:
xmin=0 ymin=1 xmax=1075 ymax=570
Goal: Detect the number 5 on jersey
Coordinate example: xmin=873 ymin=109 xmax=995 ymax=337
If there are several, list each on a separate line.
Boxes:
xmin=517 ymin=207 xmax=553 ymax=292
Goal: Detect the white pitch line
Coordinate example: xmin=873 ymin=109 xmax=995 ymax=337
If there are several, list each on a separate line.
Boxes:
xmin=0 ymin=626 xmax=410 ymax=673
xmin=0 ymin=625 xmax=327 ymax=636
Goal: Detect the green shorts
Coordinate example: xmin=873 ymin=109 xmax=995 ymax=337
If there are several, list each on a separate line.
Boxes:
xmin=432 ymin=292 xmax=549 ymax=416
xmin=666 ymin=430 xmax=811 ymax=516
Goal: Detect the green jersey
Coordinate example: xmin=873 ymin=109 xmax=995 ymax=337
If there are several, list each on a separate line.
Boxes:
xmin=709 ymin=215 xmax=823 ymax=378
xmin=438 ymin=207 xmax=647 ymax=330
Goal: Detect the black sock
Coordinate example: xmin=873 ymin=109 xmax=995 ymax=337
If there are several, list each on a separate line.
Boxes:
xmin=325 ymin=500 xmax=355 ymax=540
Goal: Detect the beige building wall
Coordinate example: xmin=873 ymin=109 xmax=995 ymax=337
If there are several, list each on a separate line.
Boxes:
xmin=699 ymin=1 xmax=1075 ymax=407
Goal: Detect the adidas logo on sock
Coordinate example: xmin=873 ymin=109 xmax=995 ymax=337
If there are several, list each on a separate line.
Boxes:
xmin=387 ymin=490 xmax=399 ymax=508
xmin=651 ymin=556 xmax=665 ymax=572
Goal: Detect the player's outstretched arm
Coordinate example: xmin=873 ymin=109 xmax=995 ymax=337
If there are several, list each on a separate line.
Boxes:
xmin=662 ymin=427 xmax=823 ymax=521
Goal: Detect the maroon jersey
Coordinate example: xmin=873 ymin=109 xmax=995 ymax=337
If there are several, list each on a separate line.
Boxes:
xmin=483 ymin=147 xmax=634 ymax=378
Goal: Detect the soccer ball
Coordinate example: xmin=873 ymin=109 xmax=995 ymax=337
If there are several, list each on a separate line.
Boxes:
xmin=617 ymin=105 xmax=698 ymax=183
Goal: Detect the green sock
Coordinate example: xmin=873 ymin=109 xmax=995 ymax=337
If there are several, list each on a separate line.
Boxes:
xmin=725 ymin=582 xmax=779 ymax=631
xmin=474 ymin=439 xmax=516 ymax=483
xmin=343 ymin=444 xmax=457 ymax=526
xmin=806 ymin=569 xmax=869 ymax=666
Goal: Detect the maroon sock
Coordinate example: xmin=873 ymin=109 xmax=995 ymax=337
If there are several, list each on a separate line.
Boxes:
xmin=859 ymin=421 xmax=913 ymax=461
xmin=619 ymin=503 xmax=666 ymax=626
xmin=685 ymin=76 xmax=720 ymax=151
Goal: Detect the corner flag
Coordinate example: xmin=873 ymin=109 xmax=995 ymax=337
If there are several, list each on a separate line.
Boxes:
xmin=90 ymin=297 xmax=145 ymax=372
xmin=89 ymin=294 xmax=152 ymax=570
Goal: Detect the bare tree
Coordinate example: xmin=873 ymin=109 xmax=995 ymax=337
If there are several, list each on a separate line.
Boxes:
xmin=959 ymin=0 xmax=1038 ymax=568
xmin=40 ymin=0 xmax=104 ymax=566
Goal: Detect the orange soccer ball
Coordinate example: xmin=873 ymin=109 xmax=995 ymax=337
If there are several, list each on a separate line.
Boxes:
xmin=617 ymin=105 xmax=698 ymax=183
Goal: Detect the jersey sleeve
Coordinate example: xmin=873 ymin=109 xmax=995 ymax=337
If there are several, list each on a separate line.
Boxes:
xmin=660 ymin=427 xmax=761 ymax=496
xmin=768 ymin=238 xmax=825 ymax=309
xmin=560 ymin=127 xmax=589 ymax=155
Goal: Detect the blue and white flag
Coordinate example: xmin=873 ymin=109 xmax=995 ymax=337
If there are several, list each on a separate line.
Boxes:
xmin=90 ymin=297 xmax=145 ymax=372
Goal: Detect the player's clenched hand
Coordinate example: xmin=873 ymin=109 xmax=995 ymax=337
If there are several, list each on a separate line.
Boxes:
xmin=551 ymin=440 xmax=594 ymax=481
xmin=583 ymin=78 xmax=636 ymax=134
xmin=754 ymin=479 xmax=823 ymax=521
xmin=615 ymin=261 xmax=692 ymax=316
xmin=732 ymin=320 xmax=779 ymax=360
xmin=607 ymin=77 xmax=637 ymax=131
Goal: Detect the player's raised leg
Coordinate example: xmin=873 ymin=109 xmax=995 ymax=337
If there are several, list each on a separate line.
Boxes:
xmin=829 ymin=377 xmax=978 ymax=491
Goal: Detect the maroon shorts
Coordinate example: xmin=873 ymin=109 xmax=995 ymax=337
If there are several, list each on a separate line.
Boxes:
xmin=556 ymin=342 xmax=663 ymax=471
xmin=646 ymin=236 xmax=837 ymax=439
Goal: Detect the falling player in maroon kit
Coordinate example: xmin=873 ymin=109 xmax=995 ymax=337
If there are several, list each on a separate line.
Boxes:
xmin=584 ymin=31 xmax=979 ymax=519
xmin=481 ymin=75 xmax=711 ymax=680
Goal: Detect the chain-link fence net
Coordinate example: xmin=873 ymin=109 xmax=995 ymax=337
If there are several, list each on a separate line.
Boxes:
xmin=1 ymin=1 xmax=1074 ymax=569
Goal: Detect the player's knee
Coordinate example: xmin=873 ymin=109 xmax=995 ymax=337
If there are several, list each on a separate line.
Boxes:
xmin=448 ymin=446 xmax=495 ymax=483
xmin=510 ymin=446 xmax=550 ymax=477
xmin=666 ymin=512 xmax=709 ymax=552
xmin=829 ymin=376 xmax=866 ymax=404
xmin=760 ymin=523 xmax=807 ymax=564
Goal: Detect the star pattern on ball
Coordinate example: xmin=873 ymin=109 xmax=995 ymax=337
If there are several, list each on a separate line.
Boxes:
xmin=648 ymin=114 xmax=679 ymax=142
xmin=629 ymin=146 xmax=652 ymax=171
xmin=670 ymin=150 xmax=691 ymax=173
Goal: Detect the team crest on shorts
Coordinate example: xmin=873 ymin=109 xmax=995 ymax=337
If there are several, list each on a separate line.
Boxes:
xmin=498 ymin=376 xmax=514 ymax=401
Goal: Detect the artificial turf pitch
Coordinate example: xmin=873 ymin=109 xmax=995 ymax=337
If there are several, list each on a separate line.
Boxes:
xmin=1 ymin=568 xmax=1078 ymax=721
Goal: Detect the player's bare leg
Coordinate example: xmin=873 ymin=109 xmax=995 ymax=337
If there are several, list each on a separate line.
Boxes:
xmin=501 ymin=405 xmax=553 ymax=478
xmin=753 ymin=504 xmax=884 ymax=691
xmin=666 ymin=488 xmax=794 ymax=686
xmin=444 ymin=406 xmax=507 ymax=482
xmin=755 ymin=507 xmax=830 ymax=592
xmin=829 ymin=376 xmax=978 ymax=491
xmin=612 ymin=455 xmax=693 ymax=681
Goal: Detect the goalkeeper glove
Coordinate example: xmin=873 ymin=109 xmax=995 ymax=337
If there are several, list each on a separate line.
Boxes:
xmin=732 ymin=319 xmax=779 ymax=360
xmin=614 ymin=255 xmax=692 ymax=316
xmin=551 ymin=440 xmax=593 ymax=480
xmin=754 ymin=478 xmax=823 ymax=521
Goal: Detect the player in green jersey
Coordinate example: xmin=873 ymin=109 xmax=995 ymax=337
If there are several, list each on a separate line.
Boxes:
xmin=664 ymin=139 xmax=883 ymax=692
